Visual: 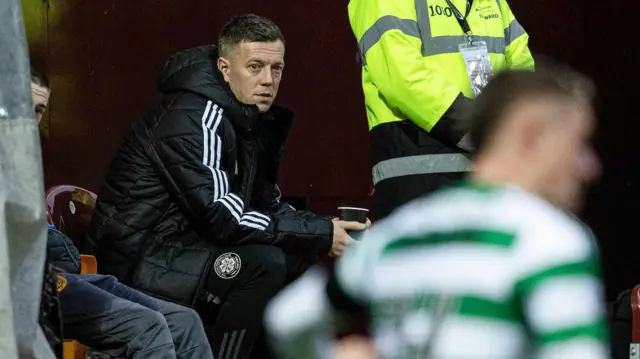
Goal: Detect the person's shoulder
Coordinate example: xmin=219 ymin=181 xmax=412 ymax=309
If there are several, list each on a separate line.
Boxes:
xmin=391 ymin=184 xmax=589 ymax=254
xmin=512 ymin=192 xmax=588 ymax=243
xmin=162 ymin=92 xmax=222 ymax=118
xmin=155 ymin=93 xmax=230 ymax=134
xmin=375 ymin=183 xmax=509 ymax=236
xmin=508 ymin=193 xmax=596 ymax=275
xmin=46 ymin=227 xmax=72 ymax=247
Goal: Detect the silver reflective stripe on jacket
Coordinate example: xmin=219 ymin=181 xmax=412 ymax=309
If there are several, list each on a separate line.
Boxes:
xmin=359 ymin=0 xmax=526 ymax=64
xmin=372 ymin=153 xmax=473 ymax=185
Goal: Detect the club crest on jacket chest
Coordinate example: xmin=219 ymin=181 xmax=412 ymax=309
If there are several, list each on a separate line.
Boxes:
xmin=213 ymin=252 xmax=242 ymax=279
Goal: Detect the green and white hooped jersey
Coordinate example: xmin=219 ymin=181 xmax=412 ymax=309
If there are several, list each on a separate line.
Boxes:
xmin=335 ymin=182 xmax=609 ymax=359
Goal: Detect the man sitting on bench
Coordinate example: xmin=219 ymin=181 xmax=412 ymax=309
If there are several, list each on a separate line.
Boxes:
xmin=31 ymin=68 xmax=214 ymax=359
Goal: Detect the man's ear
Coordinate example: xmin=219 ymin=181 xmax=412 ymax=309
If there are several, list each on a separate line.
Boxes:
xmin=516 ymin=111 xmax=545 ymax=154
xmin=217 ymin=57 xmax=231 ymax=83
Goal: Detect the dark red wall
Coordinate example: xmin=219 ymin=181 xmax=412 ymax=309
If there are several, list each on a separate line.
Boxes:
xmin=30 ymin=0 xmax=372 ymax=199
xmin=25 ymin=0 xmax=639 ymax=298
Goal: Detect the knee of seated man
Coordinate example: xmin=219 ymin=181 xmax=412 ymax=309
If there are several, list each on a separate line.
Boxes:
xmin=165 ymin=305 xmax=205 ymax=333
xmin=139 ymin=306 xmax=169 ymax=329
xmin=248 ymin=245 xmax=287 ymax=287
xmin=125 ymin=307 xmax=174 ymax=351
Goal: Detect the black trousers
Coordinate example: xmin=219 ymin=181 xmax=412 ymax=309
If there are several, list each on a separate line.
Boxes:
xmin=196 ymin=244 xmax=313 ymax=359
xmin=373 ymin=172 xmax=466 ymax=219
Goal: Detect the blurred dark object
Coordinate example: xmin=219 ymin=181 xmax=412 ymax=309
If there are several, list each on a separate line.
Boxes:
xmin=326 ymin=265 xmax=370 ymax=339
xmin=608 ymin=286 xmax=636 ymax=359
xmin=39 ymin=261 xmax=64 ymax=359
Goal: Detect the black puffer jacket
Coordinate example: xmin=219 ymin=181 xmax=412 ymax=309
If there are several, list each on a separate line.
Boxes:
xmin=47 ymin=227 xmax=81 ymax=274
xmin=89 ymin=45 xmax=333 ymax=306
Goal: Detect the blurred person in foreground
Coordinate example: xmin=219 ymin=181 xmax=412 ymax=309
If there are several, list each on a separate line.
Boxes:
xmin=90 ymin=14 xmax=367 ymax=359
xmin=267 ymin=62 xmax=608 ymax=359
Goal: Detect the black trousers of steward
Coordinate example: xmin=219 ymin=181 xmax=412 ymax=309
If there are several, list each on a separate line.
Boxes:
xmin=374 ymin=172 xmax=465 ymax=219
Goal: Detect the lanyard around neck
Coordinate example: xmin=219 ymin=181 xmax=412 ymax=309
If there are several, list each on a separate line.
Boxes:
xmin=444 ymin=0 xmax=474 ymax=34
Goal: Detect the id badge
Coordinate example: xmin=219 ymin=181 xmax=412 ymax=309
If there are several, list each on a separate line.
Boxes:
xmin=459 ymin=41 xmax=493 ymax=97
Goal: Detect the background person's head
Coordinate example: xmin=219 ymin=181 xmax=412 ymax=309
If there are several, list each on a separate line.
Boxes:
xmin=469 ymin=62 xmax=599 ymax=212
xmin=30 ymin=66 xmax=50 ymax=124
xmin=217 ymin=14 xmax=285 ymax=114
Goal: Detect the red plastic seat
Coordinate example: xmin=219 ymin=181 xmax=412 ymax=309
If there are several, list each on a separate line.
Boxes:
xmin=46 ymin=209 xmax=54 ymax=226
xmin=45 ymin=185 xmax=97 ymax=253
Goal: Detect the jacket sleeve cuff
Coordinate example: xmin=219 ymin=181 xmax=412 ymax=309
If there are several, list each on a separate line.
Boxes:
xmin=317 ymin=220 xmax=333 ymax=256
xmin=456 ymin=133 xmax=475 ymax=152
xmin=430 ymin=93 xmax=473 ymax=148
xmin=303 ymin=217 xmax=333 ymax=255
xmin=274 ymin=216 xmax=334 ymax=255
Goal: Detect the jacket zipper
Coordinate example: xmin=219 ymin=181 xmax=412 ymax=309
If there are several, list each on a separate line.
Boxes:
xmin=242 ymin=130 xmax=258 ymax=205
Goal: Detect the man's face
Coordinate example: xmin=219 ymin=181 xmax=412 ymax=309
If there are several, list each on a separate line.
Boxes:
xmin=533 ymin=98 xmax=600 ymax=211
xmin=31 ymin=82 xmax=50 ymax=124
xmin=218 ymin=40 xmax=285 ymax=113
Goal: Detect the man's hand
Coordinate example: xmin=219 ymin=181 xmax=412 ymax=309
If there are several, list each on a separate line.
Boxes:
xmin=330 ymin=220 xmax=367 ymax=257
xmin=331 ymin=336 xmax=376 ymax=359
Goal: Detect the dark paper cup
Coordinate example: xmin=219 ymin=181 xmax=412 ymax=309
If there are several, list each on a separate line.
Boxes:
xmin=338 ymin=207 xmax=369 ymax=240
xmin=338 ymin=207 xmax=369 ymax=223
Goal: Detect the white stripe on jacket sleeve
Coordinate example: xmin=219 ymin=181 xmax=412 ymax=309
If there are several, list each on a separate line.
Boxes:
xmin=200 ymin=101 xmax=272 ymax=230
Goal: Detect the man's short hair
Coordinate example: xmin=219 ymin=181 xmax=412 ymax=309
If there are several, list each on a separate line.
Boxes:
xmin=218 ymin=14 xmax=285 ymax=57
xmin=468 ymin=59 xmax=595 ymax=152
xmin=30 ymin=66 xmax=50 ymax=89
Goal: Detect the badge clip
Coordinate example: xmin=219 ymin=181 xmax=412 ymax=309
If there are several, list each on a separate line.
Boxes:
xmin=464 ymin=32 xmax=474 ymax=46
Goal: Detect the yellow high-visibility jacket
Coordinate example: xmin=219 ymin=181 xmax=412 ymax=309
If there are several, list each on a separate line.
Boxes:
xmin=349 ymin=0 xmax=534 ymax=184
